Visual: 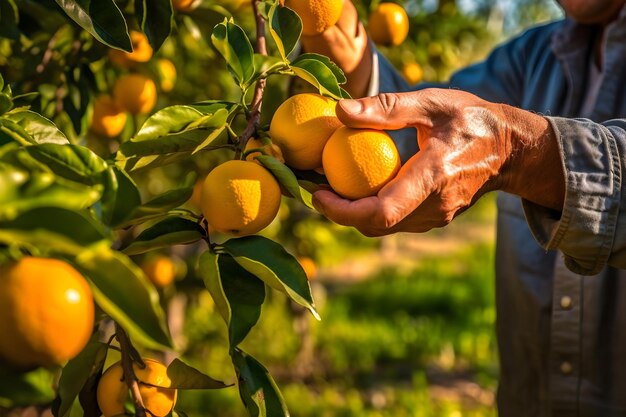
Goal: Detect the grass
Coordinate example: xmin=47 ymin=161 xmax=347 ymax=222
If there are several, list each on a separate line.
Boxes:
xmin=178 ymin=225 xmax=499 ymax=416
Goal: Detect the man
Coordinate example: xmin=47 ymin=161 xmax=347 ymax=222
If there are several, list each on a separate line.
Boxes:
xmin=305 ymin=0 xmax=626 ymax=415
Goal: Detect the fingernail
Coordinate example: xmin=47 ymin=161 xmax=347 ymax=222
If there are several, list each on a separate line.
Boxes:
xmin=339 ymin=99 xmax=363 ymax=114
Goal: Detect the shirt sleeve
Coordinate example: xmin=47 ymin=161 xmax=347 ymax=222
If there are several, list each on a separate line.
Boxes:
xmin=522 ymin=118 xmax=626 ymax=275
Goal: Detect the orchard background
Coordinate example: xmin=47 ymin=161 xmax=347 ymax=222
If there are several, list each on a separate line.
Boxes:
xmin=0 ymin=0 xmax=560 ymax=416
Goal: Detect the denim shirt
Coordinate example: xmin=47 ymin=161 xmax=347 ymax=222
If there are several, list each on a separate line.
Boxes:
xmin=376 ymin=9 xmax=626 ymax=416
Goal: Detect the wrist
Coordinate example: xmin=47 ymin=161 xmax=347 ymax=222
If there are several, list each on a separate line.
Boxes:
xmin=498 ymin=104 xmax=565 ymax=211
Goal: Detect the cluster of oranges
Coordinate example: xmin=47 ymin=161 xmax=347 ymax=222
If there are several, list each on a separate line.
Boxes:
xmin=196 ymin=93 xmax=400 ymax=238
xmin=91 ymin=31 xmax=176 ymax=139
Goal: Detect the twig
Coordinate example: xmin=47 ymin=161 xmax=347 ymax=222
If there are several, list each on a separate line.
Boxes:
xmin=235 ymin=0 xmax=268 ymax=159
xmin=115 ymin=323 xmax=148 ymax=417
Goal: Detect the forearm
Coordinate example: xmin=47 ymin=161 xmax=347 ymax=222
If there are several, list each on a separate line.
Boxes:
xmin=299 ymin=0 xmax=373 ymax=98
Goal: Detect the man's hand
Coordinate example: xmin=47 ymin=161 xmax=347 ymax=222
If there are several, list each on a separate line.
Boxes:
xmin=312 ymin=89 xmax=565 ymax=237
xmin=299 ymin=0 xmax=373 ymax=97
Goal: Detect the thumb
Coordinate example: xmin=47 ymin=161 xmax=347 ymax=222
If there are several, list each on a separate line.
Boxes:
xmin=336 ymin=92 xmax=434 ymax=130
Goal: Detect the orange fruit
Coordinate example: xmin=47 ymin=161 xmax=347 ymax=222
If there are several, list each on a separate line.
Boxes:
xmin=402 ymin=62 xmax=423 ymax=84
xmin=244 ymin=138 xmax=285 ymax=164
xmin=109 ymin=31 xmax=153 ymax=68
xmin=97 ymin=359 xmax=177 ymax=417
xmin=269 ymin=93 xmax=343 ymax=170
xmin=156 ymin=59 xmax=177 ymax=92
xmin=91 ymin=95 xmax=127 ymax=138
xmin=368 ymin=3 xmax=409 ymax=46
xmin=201 ymin=160 xmax=281 ymax=236
xmin=0 ymin=257 xmax=94 ymax=368
xmin=113 ymin=74 xmax=157 ymax=115
xmin=284 ymin=0 xmax=343 ymax=36
xmin=172 ymin=0 xmax=196 ymax=11
xmin=298 ymin=256 xmax=317 ymax=280
xmin=322 ymin=126 xmax=400 ymax=200
xmin=141 ymin=256 xmax=176 ymax=288
xmin=188 ymin=176 xmax=206 ymax=211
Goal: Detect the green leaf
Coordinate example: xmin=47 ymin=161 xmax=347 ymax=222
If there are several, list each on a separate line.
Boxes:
xmin=219 ymin=254 xmax=265 ymax=347
xmin=76 ymin=244 xmax=172 ymax=350
xmin=24 ymin=143 xmax=108 ymax=185
xmin=0 ymin=118 xmax=34 ymax=145
xmin=211 ymin=19 xmax=255 ymax=87
xmin=0 ymin=93 xmax=12 ymax=115
xmin=231 ymin=349 xmax=289 ymax=417
xmin=5 ymin=110 xmax=70 ymax=145
xmin=198 ymin=250 xmax=230 ymax=323
xmin=290 ymin=59 xmax=344 ymax=100
xmin=199 ymin=252 xmax=266 ymax=347
xmin=0 ymin=207 xmax=107 ymax=250
xmin=117 ymin=106 xmax=232 ymax=171
xmin=124 ymin=186 xmax=194 ymax=225
xmin=122 ymin=216 xmax=205 ymax=255
xmin=54 ymin=337 xmax=108 ymax=417
xmin=0 ymin=0 xmax=18 ymax=40
xmin=166 ymin=359 xmax=230 ymax=390
xmin=222 ymin=236 xmax=319 ymax=320
xmin=268 ymin=3 xmax=302 ymax=62
xmin=136 ymin=0 xmax=172 ymax=51
xmin=53 ymin=0 xmax=132 ymax=50
xmin=0 ymin=165 xmax=102 ymax=222
xmin=99 ymin=166 xmax=142 ymax=227
xmin=0 ymin=365 xmax=56 ymax=408
xmin=63 ymin=65 xmax=93 ymax=135
xmin=255 ymin=155 xmax=313 ymax=208
xmin=293 ymin=53 xmax=347 ymax=84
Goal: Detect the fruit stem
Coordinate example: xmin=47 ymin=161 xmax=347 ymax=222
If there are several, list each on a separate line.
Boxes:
xmin=115 ymin=323 xmax=148 ymax=417
xmin=235 ymin=0 xmax=267 ymax=159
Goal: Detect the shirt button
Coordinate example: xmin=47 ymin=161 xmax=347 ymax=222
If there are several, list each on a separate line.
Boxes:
xmin=560 ymin=296 xmax=573 ymax=309
xmin=560 ymin=361 xmax=573 ymax=375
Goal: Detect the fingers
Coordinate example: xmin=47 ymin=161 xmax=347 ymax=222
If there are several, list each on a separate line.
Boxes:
xmin=336 ymin=92 xmax=435 ymax=130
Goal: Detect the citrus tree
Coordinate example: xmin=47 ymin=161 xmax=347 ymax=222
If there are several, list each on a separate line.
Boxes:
xmin=0 ymin=0 xmax=351 ymax=415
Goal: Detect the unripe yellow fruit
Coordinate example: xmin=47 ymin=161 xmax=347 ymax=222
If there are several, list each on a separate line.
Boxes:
xmin=97 ymin=359 xmax=177 ymax=417
xmin=156 ymin=59 xmax=177 ymax=92
xmin=284 ymin=0 xmax=343 ymax=36
xmin=141 ymin=256 xmax=176 ymax=288
xmin=0 ymin=258 xmax=94 ymax=369
xmin=109 ymin=31 xmax=153 ymax=68
xmin=402 ymin=62 xmax=423 ymax=84
xmin=322 ymin=126 xmax=401 ymax=200
xmin=201 ymin=160 xmax=281 ymax=236
xmin=244 ymin=138 xmax=285 ymax=164
xmin=91 ymin=95 xmax=127 ymax=138
xmin=113 ymin=74 xmax=157 ymax=115
xmin=269 ymin=93 xmax=342 ymax=170
xmin=368 ymin=3 xmax=409 ymax=46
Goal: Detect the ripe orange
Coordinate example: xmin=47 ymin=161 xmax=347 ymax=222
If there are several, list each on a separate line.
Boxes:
xmin=141 ymin=256 xmax=176 ymax=288
xmin=156 ymin=59 xmax=177 ymax=92
xmin=298 ymin=256 xmax=317 ymax=280
xmin=113 ymin=74 xmax=157 ymax=115
xmin=368 ymin=3 xmax=409 ymax=46
xmin=269 ymin=93 xmax=343 ymax=170
xmin=402 ymin=62 xmax=423 ymax=84
xmin=322 ymin=126 xmax=400 ymax=200
xmin=109 ymin=31 xmax=153 ymax=68
xmin=97 ymin=359 xmax=177 ymax=417
xmin=91 ymin=95 xmax=127 ymax=138
xmin=244 ymin=138 xmax=285 ymax=164
xmin=284 ymin=0 xmax=343 ymax=36
xmin=201 ymin=160 xmax=281 ymax=236
xmin=0 ymin=257 xmax=94 ymax=368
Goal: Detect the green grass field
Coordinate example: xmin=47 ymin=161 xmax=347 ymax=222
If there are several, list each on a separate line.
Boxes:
xmin=177 ymin=195 xmax=499 ymax=416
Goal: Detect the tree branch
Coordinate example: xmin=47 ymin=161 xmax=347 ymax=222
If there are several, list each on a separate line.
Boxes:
xmin=235 ymin=0 xmax=268 ymax=159
xmin=115 ymin=324 xmax=148 ymax=417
